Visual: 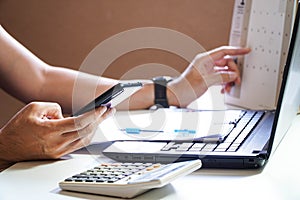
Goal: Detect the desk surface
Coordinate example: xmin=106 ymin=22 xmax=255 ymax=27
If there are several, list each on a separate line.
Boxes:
xmin=1 ymin=89 xmax=300 ymax=200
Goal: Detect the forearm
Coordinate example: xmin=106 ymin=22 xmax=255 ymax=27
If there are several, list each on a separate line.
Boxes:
xmin=0 ymin=25 xmax=181 ymax=111
xmin=0 ymin=25 xmax=47 ymax=101
xmin=117 ymin=80 xmax=181 ymax=110
xmin=40 ymin=66 xmax=118 ymax=113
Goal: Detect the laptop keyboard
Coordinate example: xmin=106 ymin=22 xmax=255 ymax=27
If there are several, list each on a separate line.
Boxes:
xmin=160 ymin=111 xmax=264 ymax=153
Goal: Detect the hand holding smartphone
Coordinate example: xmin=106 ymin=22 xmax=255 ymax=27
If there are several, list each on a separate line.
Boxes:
xmin=72 ymin=82 xmax=143 ymax=116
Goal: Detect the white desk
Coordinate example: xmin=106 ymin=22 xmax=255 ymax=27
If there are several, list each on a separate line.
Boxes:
xmin=1 ymin=88 xmax=300 ymax=200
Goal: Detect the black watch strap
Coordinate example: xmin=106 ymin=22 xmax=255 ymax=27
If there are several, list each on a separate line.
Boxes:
xmin=152 ymin=76 xmax=172 ymax=108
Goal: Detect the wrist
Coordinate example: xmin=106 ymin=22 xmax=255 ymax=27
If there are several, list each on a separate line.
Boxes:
xmin=167 ymin=72 xmax=206 ymax=108
xmin=166 ymin=80 xmax=180 ymax=107
xmin=151 ymin=76 xmax=173 ymax=108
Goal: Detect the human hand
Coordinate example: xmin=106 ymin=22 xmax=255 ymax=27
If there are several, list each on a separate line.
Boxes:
xmin=167 ymin=46 xmax=251 ymax=107
xmin=0 ymin=102 xmax=115 ymax=170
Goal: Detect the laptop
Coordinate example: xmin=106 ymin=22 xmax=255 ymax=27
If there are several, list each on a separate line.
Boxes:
xmin=102 ymin=3 xmax=300 ymax=169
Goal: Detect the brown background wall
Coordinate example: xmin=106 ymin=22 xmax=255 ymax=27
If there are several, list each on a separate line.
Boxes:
xmin=0 ymin=0 xmax=234 ymax=127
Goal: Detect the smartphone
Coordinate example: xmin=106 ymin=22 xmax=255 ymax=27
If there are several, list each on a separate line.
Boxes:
xmin=72 ymin=82 xmax=143 ymax=116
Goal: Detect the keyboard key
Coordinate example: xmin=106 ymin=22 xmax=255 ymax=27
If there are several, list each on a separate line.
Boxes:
xmin=227 ymin=146 xmax=239 ymax=152
xmin=161 ymin=142 xmax=176 ymax=151
xmin=175 ymin=143 xmax=194 ymax=151
xmin=189 ymin=143 xmax=206 ymax=151
xmin=214 ymin=142 xmax=231 ymax=151
xmin=201 ymin=143 xmax=218 ymax=152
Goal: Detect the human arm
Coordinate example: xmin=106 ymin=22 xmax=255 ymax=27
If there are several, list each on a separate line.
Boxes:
xmin=121 ymin=46 xmax=250 ymax=109
xmin=0 ymin=25 xmax=118 ymax=113
xmin=0 ymin=25 xmax=250 ymax=111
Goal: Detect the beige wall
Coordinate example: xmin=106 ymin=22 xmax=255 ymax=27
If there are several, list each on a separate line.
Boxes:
xmin=0 ymin=0 xmax=234 ymax=126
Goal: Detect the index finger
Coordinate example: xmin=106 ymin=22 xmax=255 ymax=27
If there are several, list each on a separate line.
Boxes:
xmin=209 ymin=46 xmax=251 ymax=61
xmin=46 ymin=106 xmax=108 ymax=133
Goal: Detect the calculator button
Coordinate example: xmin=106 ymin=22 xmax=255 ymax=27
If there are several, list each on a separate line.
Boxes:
xmin=146 ymin=167 xmax=154 ymax=171
xmin=153 ymin=163 xmax=161 ymax=168
xmin=107 ymin=178 xmax=119 ymax=183
xmin=96 ymin=179 xmax=106 ymax=183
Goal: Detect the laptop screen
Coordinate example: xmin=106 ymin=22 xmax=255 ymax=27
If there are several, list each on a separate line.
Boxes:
xmin=269 ymin=2 xmax=300 ymax=157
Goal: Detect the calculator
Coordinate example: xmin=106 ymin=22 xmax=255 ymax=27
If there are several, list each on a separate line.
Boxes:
xmin=59 ymin=159 xmax=202 ymax=198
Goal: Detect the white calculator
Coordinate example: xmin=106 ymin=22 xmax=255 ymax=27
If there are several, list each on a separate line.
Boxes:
xmin=59 ymin=159 xmax=202 ymax=198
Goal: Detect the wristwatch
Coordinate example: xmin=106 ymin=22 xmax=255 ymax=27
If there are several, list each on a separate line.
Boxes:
xmin=152 ymin=76 xmax=173 ymax=108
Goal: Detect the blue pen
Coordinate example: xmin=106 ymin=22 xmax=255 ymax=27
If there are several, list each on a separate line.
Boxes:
xmin=121 ymin=128 xmax=164 ymax=134
xmin=174 ymin=129 xmax=196 ymax=134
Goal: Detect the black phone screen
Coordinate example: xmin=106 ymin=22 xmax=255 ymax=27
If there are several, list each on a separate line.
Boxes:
xmin=72 ymin=82 xmax=143 ymax=116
